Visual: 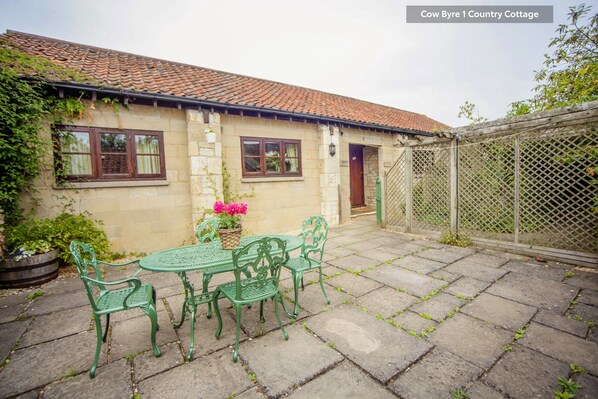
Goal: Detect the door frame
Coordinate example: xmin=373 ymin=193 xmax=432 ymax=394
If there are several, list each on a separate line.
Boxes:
xmin=349 ymin=144 xmax=365 ymax=208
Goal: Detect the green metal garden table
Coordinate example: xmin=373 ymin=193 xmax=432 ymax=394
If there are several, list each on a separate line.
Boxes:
xmin=139 ymin=234 xmax=302 ymax=360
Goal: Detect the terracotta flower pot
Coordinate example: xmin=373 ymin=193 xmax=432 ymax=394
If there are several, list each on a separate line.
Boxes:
xmin=0 ymin=250 xmax=60 ymax=288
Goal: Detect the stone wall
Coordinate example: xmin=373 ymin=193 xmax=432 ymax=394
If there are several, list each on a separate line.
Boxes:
xmin=28 ymin=102 xmax=193 ymax=253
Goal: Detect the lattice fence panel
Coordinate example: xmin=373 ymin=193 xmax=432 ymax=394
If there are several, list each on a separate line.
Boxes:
xmin=412 ymin=143 xmax=451 ymax=231
xmin=459 ymin=136 xmax=516 ymax=241
xmin=518 ymin=125 xmax=597 ymax=253
xmin=385 ymin=152 xmax=406 ymax=229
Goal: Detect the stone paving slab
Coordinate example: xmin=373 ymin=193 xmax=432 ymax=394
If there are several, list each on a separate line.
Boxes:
xmin=236 ymin=386 xmax=266 ymax=399
xmin=393 ymin=242 xmax=428 ymax=254
xmin=415 ymin=248 xmax=466 ymax=264
xmin=568 ymin=302 xmax=598 ymax=324
xmin=392 ymin=255 xmax=445 ymax=274
xmin=133 ymin=342 xmax=184 ymax=382
xmin=392 ymin=311 xmax=437 ymax=334
xmin=390 ymin=347 xmax=483 ymax=399
xmin=287 ymin=361 xmax=395 ymax=399
xmin=410 ymin=292 xmax=466 ymax=322
xmin=283 ymin=280 xmax=350 ymax=316
xmin=461 ymin=292 xmax=537 ymax=331
xmin=0 ymin=319 xmax=30 ymax=362
xmin=410 ymin=239 xmax=447 ymax=249
xmin=376 ymin=245 xmax=418 ymax=257
xmin=519 ymin=322 xmax=598 ymax=375
xmin=0 ymin=330 xmax=107 ymax=398
xmin=564 ymin=270 xmax=598 ymax=291
xmin=327 ymin=254 xmax=381 ymax=272
xmin=326 ymin=235 xmax=363 ymax=246
xmin=138 ymin=349 xmax=252 ymax=399
xmin=429 ymin=269 xmax=462 ymax=283
xmin=109 ymin=310 xmax=177 ymax=360
xmin=358 ymin=248 xmax=401 ymax=263
xmin=444 ymin=259 xmax=508 ymax=282
xmin=306 ymin=305 xmax=432 ymax=383
xmin=225 ymin=298 xmax=296 ymax=339
xmin=326 ymin=247 xmax=356 ymax=259
xmin=42 ymin=359 xmax=132 ymax=399
xmin=362 ymin=265 xmax=446 ymax=298
xmin=25 ymin=290 xmax=89 ymax=317
xmin=443 ymin=277 xmax=490 ymax=299
xmin=466 ymin=382 xmax=507 ymax=398
xmin=240 ymin=324 xmax=343 ymax=398
xmin=578 ymin=289 xmax=598 ymax=307
xmin=502 ymin=261 xmax=569 ymax=282
xmin=0 ymin=296 xmax=29 ymax=324
xmin=325 ymin=272 xmax=382 ymax=297
xmin=444 ymin=246 xmax=476 ymax=256
xmin=356 ymin=286 xmax=418 ymax=318
xmin=575 ymin=373 xmax=598 ymax=399
xmin=429 ymin=313 xmax=513 ymax=369
xmin=460 ymin=253 xmax=509 ymax=268
xmin=19 ymin=305 xmax=91 ymax=348
xmin=485 ymin=345 xmax=568 ymax=399
xmin=487 ymin=273 xmax=578 ymax=313
xmin=344 ymin=240 xmax=385 ymax=252
xmin=533 ymin=309 xmax=589 ymax=337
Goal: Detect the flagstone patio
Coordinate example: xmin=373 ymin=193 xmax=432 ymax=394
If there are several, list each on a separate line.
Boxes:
xmin=0 ymin=216 xmax=597 ymax=399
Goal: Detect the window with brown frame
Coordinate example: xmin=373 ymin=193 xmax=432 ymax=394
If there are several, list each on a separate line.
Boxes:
xmin=54 ymin=126 xmax=166 ymax=181
xmin=241 ymin=137 xmax=302 ymax=177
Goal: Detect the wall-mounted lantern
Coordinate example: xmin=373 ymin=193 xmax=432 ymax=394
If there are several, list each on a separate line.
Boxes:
xmin=329 ymin=142 xmax=336 ymax=157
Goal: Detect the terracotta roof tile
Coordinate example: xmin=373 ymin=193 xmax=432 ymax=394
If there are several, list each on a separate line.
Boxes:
xmin=2 ymin=31 xmax=448 ymax=132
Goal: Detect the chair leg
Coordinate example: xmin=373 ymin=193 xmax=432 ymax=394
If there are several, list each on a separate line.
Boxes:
xmin=318 ymin=267 xmax=330 ymax=304
xmin=90 ymin=314 xmax=103 ymax=379
xmin=275 ymin=292 xmax=289 ymax=341
xmin=214 ymin=290 xmax=223 ymax=339
xmin=301 ymin=275 xmax=305 ymax=290
xmin=292 ymin=273 xmax=302 ymax=318
xmin=187 ymin=305 xmax=197 ymax=361
xmin=174 ymin=300 xmax=187 ymax=330
xmin=259 ymin=300 xmax=265 ymax=323
xmin=144 ymin=304 xmax=161 ymax=358
xmin=203 ymin=273 xmax=213 ymax=318
xmin=151 ymin=287 xmax=159 ymax=331
xmin=233 ymin=305 xmax=242 ymax=363
xmin=102 ymin=314 xmax=110 ymax=343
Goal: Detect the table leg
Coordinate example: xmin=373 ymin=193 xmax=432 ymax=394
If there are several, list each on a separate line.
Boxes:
xmin=173 ymin=272 xmax=193 ymax=329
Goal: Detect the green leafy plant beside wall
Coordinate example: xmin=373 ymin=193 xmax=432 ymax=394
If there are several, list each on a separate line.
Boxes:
xmin=0 ymin=40 xmax=87 ymax=226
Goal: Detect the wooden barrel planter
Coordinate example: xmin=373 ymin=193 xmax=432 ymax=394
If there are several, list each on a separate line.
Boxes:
xmin=0 ymin=250 xmax=60 ymax=288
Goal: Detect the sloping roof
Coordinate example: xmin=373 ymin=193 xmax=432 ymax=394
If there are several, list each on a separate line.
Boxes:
xmin=2 ymin=30 xmax=448 ymax=133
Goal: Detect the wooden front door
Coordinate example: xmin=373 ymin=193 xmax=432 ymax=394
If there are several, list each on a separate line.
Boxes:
xmin=349 ymin=144 xmax=365 ymax=207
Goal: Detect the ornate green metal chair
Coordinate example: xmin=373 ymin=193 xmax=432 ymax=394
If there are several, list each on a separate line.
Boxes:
xmin=281 ymin=216 xmax=329 ymax=318
xmin=69 ymin=241 xmax=160 ymax=378
xmin=196 ymin=217 xmax=220 ymax=243
xmin=213 ymin=237 xmax=289 ymax=362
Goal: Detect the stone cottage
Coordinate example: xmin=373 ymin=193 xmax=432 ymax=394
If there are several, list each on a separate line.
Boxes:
xmin=3 ymin=30 xmax=447 ymax=252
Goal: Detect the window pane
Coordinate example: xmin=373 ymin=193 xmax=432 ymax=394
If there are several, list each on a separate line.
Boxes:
xmin=285 ymin=158 xmax=299 ymax=173
xmin=136 ymin=135 xmax=159 ymax=154
xmin=266 ymin=157 xmax=281 ymax=172
xmin=61 ymin=131 xmax=90 ymax=152
xmin=65 ymin=154 xmax=92 ymax=175
xmin=265 ymin=142 xmax=280 ymax=157
xmin=244 ymin=157 xmax=261 ymax=172
xmin=243 ymin=141 xmax=260 ymax=156
xmin=137 ymin=155 xmax=160 ymax=174
xmin=285 ymin=143 xmax=298 ymax=158
xmin=100 ymin=133 xmax=127 ymax=153
xmin=102 ymin=154 xmax=128 ymax=174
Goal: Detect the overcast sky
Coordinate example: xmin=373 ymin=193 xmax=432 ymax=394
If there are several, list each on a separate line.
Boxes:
xmin=0 ymin=0 xmax=590 ymax=127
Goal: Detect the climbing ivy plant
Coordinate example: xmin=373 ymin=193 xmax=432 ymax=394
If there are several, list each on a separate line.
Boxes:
xmin=0 ymin=39 xmax=87 ymax=226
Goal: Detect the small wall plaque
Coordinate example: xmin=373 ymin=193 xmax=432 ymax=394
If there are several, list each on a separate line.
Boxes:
xmin=384 ymin=161 xmax=392 ymax=167
xmin=340 ymin=160 xmax=349 ymax=167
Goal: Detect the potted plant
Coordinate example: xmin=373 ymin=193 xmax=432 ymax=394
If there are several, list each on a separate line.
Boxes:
xmin=212 ymin=200 xmax=247 ymax=249
xmin=0 ymin=212 xmax=111 ymax=288
xmin=204 ymin=127 xmax=216 ymax=144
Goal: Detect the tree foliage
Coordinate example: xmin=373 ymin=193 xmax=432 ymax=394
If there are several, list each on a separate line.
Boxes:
xmin=458 ymin=100 xmax=487 ymax=125
xmin=508 ymin=3 xmax=598 ymax=116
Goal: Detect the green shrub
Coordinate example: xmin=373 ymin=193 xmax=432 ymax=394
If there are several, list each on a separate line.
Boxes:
xmin=439 ymin=231 xmax=472 ymax=247
xmin=5 ymin=212 xmax=110 ymax=264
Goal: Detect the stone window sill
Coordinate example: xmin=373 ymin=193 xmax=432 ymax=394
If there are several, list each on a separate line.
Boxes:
xmin=241 ymin=177 xmax=305 ymax=183
xmin=53 ymin=180 xmax=170 ymax=189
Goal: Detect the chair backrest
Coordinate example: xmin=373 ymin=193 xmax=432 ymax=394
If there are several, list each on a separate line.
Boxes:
xmin=231 ymin=237 xmax=288 ymax=301
xmin=299 ymin=216 xmax=329 ymax=262
xmin=69 ymin=241 xmax=107 ymax=307
xmin=196 ymin=217 xmax=221 ymax=243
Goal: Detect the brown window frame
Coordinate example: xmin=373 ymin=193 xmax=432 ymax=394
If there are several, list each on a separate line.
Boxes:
xmin=54 ymin=126 xmax=166 ymax=181
xmin=241 ymin=137 xmax=302 ymax=177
